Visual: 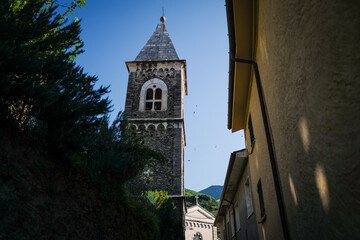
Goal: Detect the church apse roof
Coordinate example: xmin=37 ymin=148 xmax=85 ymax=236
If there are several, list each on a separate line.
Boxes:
xmin=135 ymin=21 xmax=179 ymax=61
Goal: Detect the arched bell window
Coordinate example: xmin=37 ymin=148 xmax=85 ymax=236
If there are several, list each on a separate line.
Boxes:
xmin=139 ymin=78 xmax=168 ymax=111
xmin=145 ymin=87 xmax=162 ymax=110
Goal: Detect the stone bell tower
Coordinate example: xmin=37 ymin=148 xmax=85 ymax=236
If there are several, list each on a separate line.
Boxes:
xmin=124 ymin=16 xmax=187 ymax=223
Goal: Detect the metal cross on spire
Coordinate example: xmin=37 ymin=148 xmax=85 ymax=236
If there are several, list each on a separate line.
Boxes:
xmin=160 ymin=6 xmax=166 ymax=23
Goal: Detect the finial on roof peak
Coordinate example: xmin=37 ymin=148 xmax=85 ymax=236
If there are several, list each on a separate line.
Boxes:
xmin=160 ymin=15 xmax=166 ymax=23
xmin=195 ymin=195 xmax=199 ymax=205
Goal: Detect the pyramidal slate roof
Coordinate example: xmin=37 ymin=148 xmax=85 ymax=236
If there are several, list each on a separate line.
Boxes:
xmin=135 ymin=22 xmax=179 ymax=61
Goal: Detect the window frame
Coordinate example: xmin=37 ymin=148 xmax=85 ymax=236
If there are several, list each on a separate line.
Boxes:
xmin=230 ymin=208 xmax=236 ymax=237
xmin=257 ymin=178 xmax=267 ymax=223
xmin=226 ymin=221 xmax=231 ymax=240
xmin=234 ymin=201 xmax=242 ymax=233
xmin=139 ymin=78 xmax=168 ymax=111
xmin=145 ymin=87 xmax=162 ymax=110
xmin=244 ymin=177 xmax=254 ymax=218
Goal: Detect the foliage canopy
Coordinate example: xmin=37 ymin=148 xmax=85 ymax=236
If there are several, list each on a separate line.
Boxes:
xmin=0 ymin=0 xmax=107 ymax=155
xmin=142 ymin=190 xmax=184 ymax=239
xmin=0 ymin=1 xmax=184 ymax=239
xmin=0 ymin=0 xmax=164 ymax=180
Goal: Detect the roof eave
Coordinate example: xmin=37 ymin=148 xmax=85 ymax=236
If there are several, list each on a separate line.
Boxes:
xmin=215 ymin=149 xmax=248 ymax=225
xmin=225 ymin=0 xmax=255 ymax=132
xmin=226 ymin=0 xmax=236 ymax=130
xmin=187 ymin=205 xmax=216 ymax=219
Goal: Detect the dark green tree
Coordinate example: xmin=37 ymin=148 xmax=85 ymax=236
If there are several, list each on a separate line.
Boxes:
xmin=142 ymin=191 xmax=184 ymax=240
xmin=0 ymin=1 xmax=174 ymax=239
xmin=83 ymin=112 xmax=165 ymax=184
xmin=0 ymin=0 xmax=109 ymax=158
xmin=0 ymin=0 xmax=165 ymax=185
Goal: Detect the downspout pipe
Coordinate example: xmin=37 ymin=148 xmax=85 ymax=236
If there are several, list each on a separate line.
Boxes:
xmin=230 ymin=55 xmax=291 ymax=240
xmin=223 ymin=198 xmax=237 ymax=240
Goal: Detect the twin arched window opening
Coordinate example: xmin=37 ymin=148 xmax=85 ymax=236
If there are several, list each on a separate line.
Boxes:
xmin=139 ymin=78 xmax=168 ymax=111
xmin=146 ymin=86 xmax=162 ymax=110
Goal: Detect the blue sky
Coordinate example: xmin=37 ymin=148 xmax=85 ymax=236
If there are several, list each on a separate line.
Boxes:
xmin=71 ymin=0 xmax=245 ymax=192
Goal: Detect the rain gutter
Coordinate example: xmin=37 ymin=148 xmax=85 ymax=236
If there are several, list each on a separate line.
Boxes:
xmin=230 ymin=55 xmax=290 ymax=240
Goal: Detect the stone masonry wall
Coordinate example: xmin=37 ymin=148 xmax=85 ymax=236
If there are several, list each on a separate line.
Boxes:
xmin=125 ymin=61 xmax=184 ymax=119
xmin=126 ymin=124 xmax=183 ymax=195
xmin=124 ymin=61 xmax=185 ymax=197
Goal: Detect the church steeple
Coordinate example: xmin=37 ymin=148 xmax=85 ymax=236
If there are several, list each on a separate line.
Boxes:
xmin=124 ymin=17 xmax=187 ymax=229
xmin=135 ymin=17 xmax=179 ymax=61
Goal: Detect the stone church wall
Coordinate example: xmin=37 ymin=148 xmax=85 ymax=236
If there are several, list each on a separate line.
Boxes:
xmin=125 ymin=124 xmax=183 ymax=195
xmin=125 ymin=61 xmax=184 ymax=119
xmin=124 ymin=61 xmax=186 ymax=197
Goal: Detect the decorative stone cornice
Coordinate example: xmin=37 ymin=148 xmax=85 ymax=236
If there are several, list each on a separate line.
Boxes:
xmin=128 ymin=117 xmax=183 ymax=121
xmin=128 ymin=118 xmax=183 ymax=131
xmin=136 ymin=67 xmax=176 ymax=79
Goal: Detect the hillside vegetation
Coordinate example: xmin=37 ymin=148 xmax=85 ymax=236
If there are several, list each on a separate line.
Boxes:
xmin=185 ymin=189 xmax=219 ymax=216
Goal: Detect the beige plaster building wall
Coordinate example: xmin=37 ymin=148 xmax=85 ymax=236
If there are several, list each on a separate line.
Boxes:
xmin=185 ymin=205 xmax=217 ymax=240
xmin=185 ymin=222 xmax=216 ymax=240
xmin=245 ymin=78 xmax=285 ymax=240
xmin=245 ymin=1 xmax=360 ymax=239
xmin=223 ymin=163 xmax=259 ymax=240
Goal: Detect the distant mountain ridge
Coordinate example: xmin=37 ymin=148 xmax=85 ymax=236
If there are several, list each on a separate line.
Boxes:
xmin=199 ymin=185 xmax=223 ymax=200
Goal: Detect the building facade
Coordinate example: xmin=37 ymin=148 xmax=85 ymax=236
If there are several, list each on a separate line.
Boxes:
xmin=124 ymin=17 xmax=187 ymax=227
xmin=215 ymin=150 xmax=259 ymax=240
xmin=185 ymin=197 xmax=218 ymax=240
xmin=216 ymin=1 xmax=360 ymax=240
